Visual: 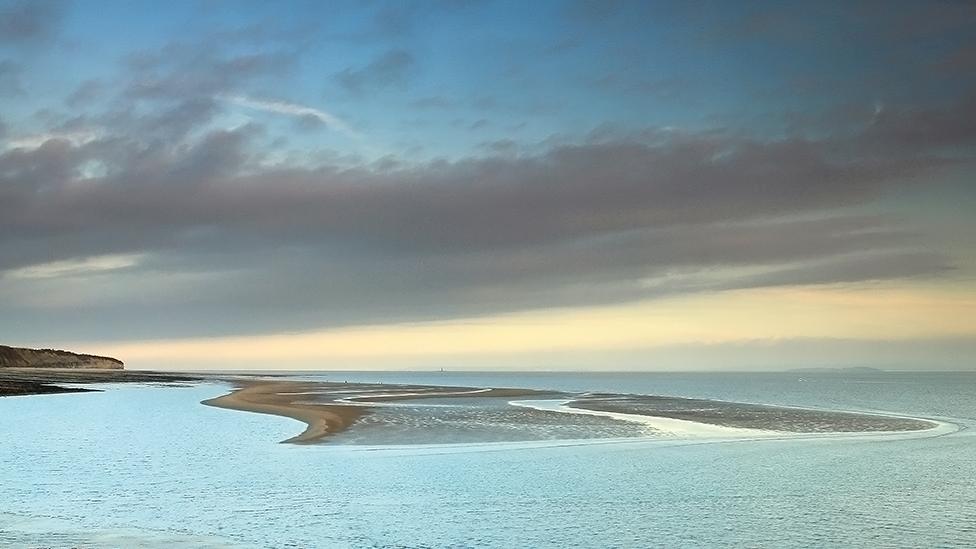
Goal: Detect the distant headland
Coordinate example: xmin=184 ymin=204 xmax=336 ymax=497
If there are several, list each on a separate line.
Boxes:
xmin=0 ymin=347 xmax=208 ymax=397
xmin=0 ymin=345 xmax=124 ymax=370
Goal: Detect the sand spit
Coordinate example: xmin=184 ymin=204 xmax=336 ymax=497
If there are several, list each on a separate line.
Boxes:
xmin=202 ymin=381 xmax=370 ymax=443
xmin=202 ymin=381 xmax=559 ymax=443
xmin=238 ymin=381 xmax=945 ymax=445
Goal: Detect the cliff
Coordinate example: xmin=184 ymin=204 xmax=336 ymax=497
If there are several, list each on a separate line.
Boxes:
xmin=0 ymin=346 xmax=124 ymax=369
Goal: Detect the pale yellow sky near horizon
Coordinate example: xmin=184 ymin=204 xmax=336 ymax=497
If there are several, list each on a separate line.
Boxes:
xmin=71 ymin=281 xmax=976 ymax=370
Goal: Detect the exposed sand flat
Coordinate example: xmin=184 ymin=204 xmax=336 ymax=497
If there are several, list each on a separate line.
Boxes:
xmin=567 ymin=395 xmax=938 ymax=433
xmin=509 ymin=399 xmax=773 ymax=437
xmin=201 ymin=382 xmax=558 ymax=442
xmin=341 ymin=387 xmax=551 ymax=403
xmin=201 ymin=381 xmax=371 ymax=443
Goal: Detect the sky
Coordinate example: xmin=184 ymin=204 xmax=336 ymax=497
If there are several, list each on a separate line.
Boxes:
xmin=1 ymin=0 xmax=975 ymax=371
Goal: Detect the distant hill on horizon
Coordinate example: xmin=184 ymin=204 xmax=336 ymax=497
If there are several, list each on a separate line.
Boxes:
xmin=0 ymin=345 xmax=123 ymax=370
xmin=787 ymin=366 xmax=886 ymax=374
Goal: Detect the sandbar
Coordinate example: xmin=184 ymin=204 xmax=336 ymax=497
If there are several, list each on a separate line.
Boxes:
xmin=202 ymin=381 xmax=371 ymax=443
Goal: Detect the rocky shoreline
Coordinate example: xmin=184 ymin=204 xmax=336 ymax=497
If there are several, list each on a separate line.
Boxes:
xmin=0 ymin=368 xmax=201 ymax=397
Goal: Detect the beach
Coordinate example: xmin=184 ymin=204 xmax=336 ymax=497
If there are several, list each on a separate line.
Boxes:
xmin=200 ymin=380 xmax=558 ymax=443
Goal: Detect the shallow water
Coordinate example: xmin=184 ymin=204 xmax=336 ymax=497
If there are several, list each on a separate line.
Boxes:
xmin=1 ymin=371 xmax=974 ymax=547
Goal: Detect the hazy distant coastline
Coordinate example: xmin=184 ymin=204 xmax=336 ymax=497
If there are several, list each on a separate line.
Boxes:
xmin=787 ymin=366 xmax=886 ymax=374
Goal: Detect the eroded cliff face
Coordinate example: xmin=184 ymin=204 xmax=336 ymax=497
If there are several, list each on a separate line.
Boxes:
xmin=0 ymin=346 xmax=124 ymax=369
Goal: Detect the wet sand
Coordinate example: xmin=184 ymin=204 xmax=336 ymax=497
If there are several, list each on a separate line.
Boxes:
xmin=202 ymin=381 xmax=371 ymax=443
xmin=341 ymin=387 xmax=553 ymax=403
xmin=568 ymin=394 xmax=937 ymax=432
xmin=201 ymin=381 xmax=568 ymax=443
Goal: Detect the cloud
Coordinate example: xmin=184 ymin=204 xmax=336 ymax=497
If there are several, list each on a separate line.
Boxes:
xmin=4 ymin=129 xmax=99 ymax=150
xmin=0 ymin=0 xmax=64 ymax=45
xmin=123 ymin=47 xmax=295 ymax=100
xmin=64 ymin=79 xmax=103 ymax=107
xmin=480 ymin=139 xmax=518 ymax=155
xmin=334 ymin=49 xmax=415 ymax=94
xmin=30 ymin=37 xmax=306 ymax=158
xmin=861 ymin=94 xmax=976 ymax=152
xmin=0 ymin=59 xmax=23 ymax=96
xmin=217 ymin=93 xmax=358 ymax=138
xmin=0 ymin=1 xmax=973 ymax=353
xmin=1 ymin=83 xmax=973 ymax=339
xmin=3 ymin=103 xmax=970 ymax=256
xmin=5 ymin=253 xmax=143 ymax=279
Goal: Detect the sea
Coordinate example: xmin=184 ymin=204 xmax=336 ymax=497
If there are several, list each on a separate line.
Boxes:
xmin=1 ymin=371 xmax=974 ymax=548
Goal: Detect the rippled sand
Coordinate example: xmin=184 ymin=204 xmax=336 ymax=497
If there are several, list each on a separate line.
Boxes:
xmin=567 ymin=394 xmax=936 ymax=432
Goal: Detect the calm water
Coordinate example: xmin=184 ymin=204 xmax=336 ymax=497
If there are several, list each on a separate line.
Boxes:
xmin=1 ymin=371 xmax=974 ymax=548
